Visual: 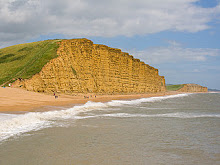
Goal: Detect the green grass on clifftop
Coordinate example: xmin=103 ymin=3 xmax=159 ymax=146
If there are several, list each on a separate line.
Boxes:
xmin=0 ymin=40 xmax=61 ymax=86
xmin=166 ymin=84 xmax=184 ymax=91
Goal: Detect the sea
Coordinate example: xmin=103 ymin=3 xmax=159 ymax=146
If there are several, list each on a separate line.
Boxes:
xmin=0 ymin=93 xmax=219 ymax=165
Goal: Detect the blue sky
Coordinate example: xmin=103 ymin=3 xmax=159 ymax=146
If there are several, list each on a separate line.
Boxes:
xmin=1 ymin=0 xmax=220 ymax=89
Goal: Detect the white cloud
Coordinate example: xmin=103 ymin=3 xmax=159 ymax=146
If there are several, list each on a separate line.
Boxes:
xmin=0 ymin=0 xmax=220 ymax=47
xmin=166 ymin=40 xmax=183 ymax=47
xmin=192 ymin=69 xmax=200 ymax=72
xmin=129 ymin=42 xmax=220 ymax=64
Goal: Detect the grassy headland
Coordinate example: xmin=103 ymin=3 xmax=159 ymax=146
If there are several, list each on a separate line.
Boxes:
xmin=166 ymin=84 xmax=184 ymax=91
xmin=0 ymin=40 xmax=61 ymax=86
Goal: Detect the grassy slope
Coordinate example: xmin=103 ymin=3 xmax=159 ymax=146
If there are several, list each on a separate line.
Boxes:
xmin=166 ymin=84 xmax=184 ymax=91
xmin=0 ymin=40 xmax=61 ymax=86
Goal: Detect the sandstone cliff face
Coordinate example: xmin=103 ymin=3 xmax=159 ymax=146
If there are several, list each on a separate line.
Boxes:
xmin=178 ymin=84 xmax=208 ymax=92
xmin=14 ymin=39 xmax=165 ymax=94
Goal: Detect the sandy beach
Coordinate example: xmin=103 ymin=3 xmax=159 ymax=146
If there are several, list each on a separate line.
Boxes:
xmin=0 ymin=87 xmax=181 ymax=112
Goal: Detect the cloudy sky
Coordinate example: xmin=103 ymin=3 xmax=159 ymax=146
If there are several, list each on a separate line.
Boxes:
xmin=1 ymin=0 xmax=220 ymax=89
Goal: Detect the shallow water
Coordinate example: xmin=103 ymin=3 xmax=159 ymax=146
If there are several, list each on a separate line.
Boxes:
xmin=0 ymin=93 xmax=220 ymax=164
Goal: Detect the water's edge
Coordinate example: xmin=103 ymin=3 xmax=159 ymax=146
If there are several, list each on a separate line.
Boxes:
xmin=0 ymin=93 xmax=193 ymax=142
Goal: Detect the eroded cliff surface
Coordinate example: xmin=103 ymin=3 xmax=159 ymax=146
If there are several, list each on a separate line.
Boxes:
xmin=14 ymin=39 xmax=166 ymax=94
xmin=178 ymin=84 xmax=208 ymax=92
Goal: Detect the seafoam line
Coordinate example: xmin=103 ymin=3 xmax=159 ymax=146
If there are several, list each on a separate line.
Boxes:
xmin=0 ymin=93 xmax=191 ymax=142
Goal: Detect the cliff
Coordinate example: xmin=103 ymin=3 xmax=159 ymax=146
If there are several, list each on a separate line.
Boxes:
xmin=177 ymin=84 xmax=208 ymax=92
xmin=13 ymin=39 xmax=165 ymax=94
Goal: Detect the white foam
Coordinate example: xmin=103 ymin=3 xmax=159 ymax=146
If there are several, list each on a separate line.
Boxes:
xmin=106 ymin=93 xmax=190 ymax=106
xmin=0 ymin=102 xmax=107 ymax=142
xmin=97 ymin=112 xmax=220 ymax=119
xmin=0 ymin=113 xmax=18 ymax=121
xmin=0 ymin=93 xmax=190 ymax=142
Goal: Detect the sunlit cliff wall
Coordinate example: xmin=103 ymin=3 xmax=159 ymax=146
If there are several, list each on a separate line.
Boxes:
xmin=15 ymin=39 xmax=165 ymax=94
xmin=178 ymin=84 xmax=208 ymax=92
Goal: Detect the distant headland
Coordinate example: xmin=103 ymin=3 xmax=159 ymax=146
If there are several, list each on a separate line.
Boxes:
xmin=166 ymin=84 xmax=208 ymax=92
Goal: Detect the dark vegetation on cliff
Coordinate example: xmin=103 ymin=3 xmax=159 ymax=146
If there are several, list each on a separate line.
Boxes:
xmin=0 ymin=40 xmax=60 ymax=86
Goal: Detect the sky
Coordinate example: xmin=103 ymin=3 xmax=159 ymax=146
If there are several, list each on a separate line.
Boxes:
xmin=1 ymin=0 xmax=220 ymax=89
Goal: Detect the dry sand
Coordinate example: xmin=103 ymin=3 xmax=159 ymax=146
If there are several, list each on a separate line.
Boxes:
xmin=0 ymin=87 xmax=181 ymax=113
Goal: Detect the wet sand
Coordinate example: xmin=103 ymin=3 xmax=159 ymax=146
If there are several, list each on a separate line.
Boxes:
xmin=0 ymin=87 xmax=181 ymax=112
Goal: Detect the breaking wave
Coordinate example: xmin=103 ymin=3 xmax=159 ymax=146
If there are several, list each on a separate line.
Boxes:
xmin=0 ymin=93 xmax=191 ymax=142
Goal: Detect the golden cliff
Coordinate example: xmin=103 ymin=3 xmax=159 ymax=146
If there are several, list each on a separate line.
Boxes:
xmin=14 ymin=39 xmax=166 ymax=94
xmin=178 ymin=84 xmax=208 ymax=92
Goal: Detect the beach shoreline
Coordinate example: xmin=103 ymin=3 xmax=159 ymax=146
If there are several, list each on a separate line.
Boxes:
xmin=0 ymin=87 xmax=196 ymax=113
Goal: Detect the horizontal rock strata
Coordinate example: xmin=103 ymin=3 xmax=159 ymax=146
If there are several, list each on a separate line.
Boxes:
xmin=14 ymin=39 xmax=166 ymax=94
xmin=178 ymin=84 xmax=208 ymax=92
